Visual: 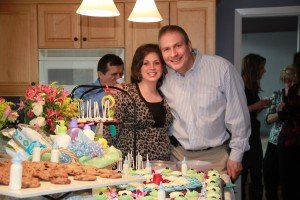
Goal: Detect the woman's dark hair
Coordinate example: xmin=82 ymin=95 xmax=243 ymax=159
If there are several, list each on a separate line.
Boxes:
xmin=242 ymin=53 xmax=266 ymax=94
xmin=131 ymin=43 xmax=167 ymax=88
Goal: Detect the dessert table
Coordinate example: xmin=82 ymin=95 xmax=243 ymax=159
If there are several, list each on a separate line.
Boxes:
xmin=221 ymin=174 xmax=236 ymax=200
xmin=0 ymin=175 xmax=146 ymax=199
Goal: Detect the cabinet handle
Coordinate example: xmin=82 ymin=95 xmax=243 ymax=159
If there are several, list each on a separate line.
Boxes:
xmin=31 ymin=82 xmax=36 ymax=86
xmin=74 ymin=37 xmax=78 ymax=41
xmin=82 ymin=37 xmax=87 ymax=41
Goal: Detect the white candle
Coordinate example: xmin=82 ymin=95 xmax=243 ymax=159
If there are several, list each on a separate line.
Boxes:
xmin=123 ymin=157 xmax=129 ymax=175
xmin=181 ymin=157 xmax=187 ymax=176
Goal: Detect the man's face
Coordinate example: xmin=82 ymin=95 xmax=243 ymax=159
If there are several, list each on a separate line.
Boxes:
xmin=98 ymin=65 xmax=123 ymax=86
xmin=159 ymin=31 xmax=193 ymax=75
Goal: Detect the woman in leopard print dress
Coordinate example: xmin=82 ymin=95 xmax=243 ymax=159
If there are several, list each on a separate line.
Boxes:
xmin=104 ymin=44 xmax=173 ymax=161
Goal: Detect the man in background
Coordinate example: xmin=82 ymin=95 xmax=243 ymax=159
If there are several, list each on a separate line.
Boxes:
xmin=73 ymin=54 xmax=124 ymax=105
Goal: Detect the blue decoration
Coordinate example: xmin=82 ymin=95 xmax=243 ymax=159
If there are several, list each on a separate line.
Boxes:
xmin=59 ymin=140 xmax=103 ymax=163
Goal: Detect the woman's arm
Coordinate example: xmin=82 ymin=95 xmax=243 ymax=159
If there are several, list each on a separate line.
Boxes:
xmin=248 ymin=99 xmax=272 ymax=112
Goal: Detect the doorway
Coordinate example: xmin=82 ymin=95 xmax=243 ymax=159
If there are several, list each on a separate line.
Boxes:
xmin=234 ymin=6 xmax=300 ymax=200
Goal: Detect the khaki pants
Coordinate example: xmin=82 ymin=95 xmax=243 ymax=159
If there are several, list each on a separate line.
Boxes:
xmin=170 ymin=144 xmax=229 ymax=174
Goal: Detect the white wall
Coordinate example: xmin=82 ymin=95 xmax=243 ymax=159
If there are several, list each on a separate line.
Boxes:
xmin=242 ymin=31 xmax=297 ymax=135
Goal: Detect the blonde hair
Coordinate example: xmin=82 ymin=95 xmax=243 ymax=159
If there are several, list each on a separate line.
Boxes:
xmin=280 ymin=65 xmax=297 ymax=82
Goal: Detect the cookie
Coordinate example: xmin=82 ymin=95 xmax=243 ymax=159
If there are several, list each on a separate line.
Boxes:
xmin=74 ymin=174 xmax=97 ymax=181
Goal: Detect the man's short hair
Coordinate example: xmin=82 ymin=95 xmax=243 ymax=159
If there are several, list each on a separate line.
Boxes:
xmin=97 ymin=54 xmax=124 ymax=74
xmin=158 ymin=25 xmax=190 ymax=44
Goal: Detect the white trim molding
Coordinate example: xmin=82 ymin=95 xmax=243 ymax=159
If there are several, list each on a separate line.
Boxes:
xmin=234 ymin=6 xmax=300 ymax=71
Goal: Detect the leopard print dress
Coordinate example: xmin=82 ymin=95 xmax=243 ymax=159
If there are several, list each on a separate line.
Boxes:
xmin=104 ymin=83 xmax=173 ymax=161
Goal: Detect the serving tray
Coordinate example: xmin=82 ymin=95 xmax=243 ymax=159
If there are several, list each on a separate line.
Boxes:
xmin=0 ymin=175 xmax=145 ymax=199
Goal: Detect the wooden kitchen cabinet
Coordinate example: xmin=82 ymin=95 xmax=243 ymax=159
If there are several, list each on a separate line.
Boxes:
xmin=170 ymin=0 xmax=215 ymax=55
xmin=0 ymin=0 xmax=215 ymax=92
xmin=0 ymin=4 xmax=38 ymax=96
xmin=124 ymin=2 xmax=170 ymax=82
xmin=38 ymin=3 xmax=124 ymax=48
xmin=124 ymin=0 xmax=215 ymax=82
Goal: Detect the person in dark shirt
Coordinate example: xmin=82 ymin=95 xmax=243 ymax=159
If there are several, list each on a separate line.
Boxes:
xmin=241 ymin=53 xmax=272 ymax=200
xmin=277 ymin=52 xmax=300 ymax=200
xmin=263 ymin=65 xmax=297 ymax=200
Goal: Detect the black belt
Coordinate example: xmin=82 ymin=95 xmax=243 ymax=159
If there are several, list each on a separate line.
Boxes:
xmin=169 ymin=135 xmax=213 ymax=151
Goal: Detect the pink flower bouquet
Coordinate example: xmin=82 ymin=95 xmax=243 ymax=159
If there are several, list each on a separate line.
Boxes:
xmin=19 ymin=82 xmax=80 ymax=134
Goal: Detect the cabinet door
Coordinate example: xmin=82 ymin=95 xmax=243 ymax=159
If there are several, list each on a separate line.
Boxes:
xmin=0 ymin=4 xmax=38 ymax=96
xmin=38 ymin=4 xmax=81 ymax=48
xmin=81 ymin=3 xmax=124 ymax=48
xmin=124 ymin=2 xmax=169 ymax=82
xmin=170 ymin=0 xmax=215 ymax=54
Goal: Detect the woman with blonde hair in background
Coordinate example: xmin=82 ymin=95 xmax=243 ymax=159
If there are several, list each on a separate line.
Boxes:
xmin=277 ymin=52 xmax=300 ymax=200
xmin=263 ymin=65 xmax=297 ymax=200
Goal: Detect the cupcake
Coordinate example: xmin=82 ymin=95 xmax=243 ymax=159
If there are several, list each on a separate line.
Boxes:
xmin=195 ymin=172 xmax=205 ymax=182
xmin=175 ymin=196 xmax=188 ymax=200
xmin=205 ymin=179 xmax=219 ymax=187
xmin=187 ymin=169 xmax=197 ymax=175
xmin=162 ymin=167 xmax=173 ymax=175
xmin=207 ymin=169 xmax=219 ymax=177
xmin=206 ymin=185 xmax=221 ymax=193
xmin=185 ymin=190 xmax=199 ymax=200
xmin=95 ymin=193 xmax=108 ymax=200
xmin=140 ymin=196 xmax=154 ymax=200
xmin=149 ymin=189 xmax=158 ymax=200
xmin=118 ymin=194 xmax=133 ymax=200
xmin=206 ymin=190 xmax=221 ymax=199
xmin=169 ymin=191 xmax=184 ymax=199
xmin=118 ymin=190 xmax=132 ymax=196
xmin=170 ymin=170 xmax=182 ymax=176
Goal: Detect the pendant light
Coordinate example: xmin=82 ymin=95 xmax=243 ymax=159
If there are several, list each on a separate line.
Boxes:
xmin=128 ymin=0 xmax=162 ymax=23
xmin=76 ymin=0 xmax=120 ymax=17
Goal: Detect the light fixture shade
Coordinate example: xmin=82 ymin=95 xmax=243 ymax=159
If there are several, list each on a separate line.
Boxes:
xmin=76 ymin=0 xmax=120 ymax=17
xmin=128 ymin=0 xmax=162 ymax=22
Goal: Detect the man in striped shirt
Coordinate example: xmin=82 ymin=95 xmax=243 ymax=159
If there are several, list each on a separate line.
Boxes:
xmin=158 ymin=25 xmax=250 ymax=181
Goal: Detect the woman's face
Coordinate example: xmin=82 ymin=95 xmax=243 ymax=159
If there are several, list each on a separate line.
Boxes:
xmin=140 ymin=52 xmax=163 ymax=83
xmin=284 ymin=77 xmax=298 ymax=89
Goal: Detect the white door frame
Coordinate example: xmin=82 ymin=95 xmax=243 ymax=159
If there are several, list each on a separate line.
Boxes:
xmin=234 ymin=6 xmax=300 ymax=71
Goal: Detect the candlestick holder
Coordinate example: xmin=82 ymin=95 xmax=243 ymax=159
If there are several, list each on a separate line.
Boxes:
xmin=70 ymin=85 xmax=138 ymax=169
